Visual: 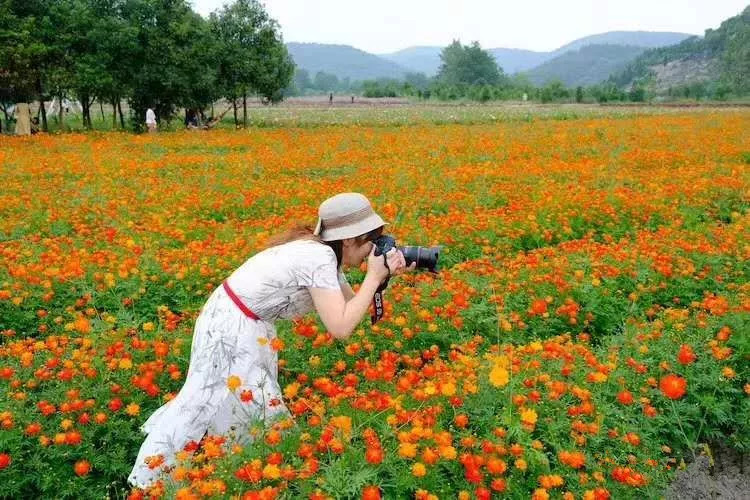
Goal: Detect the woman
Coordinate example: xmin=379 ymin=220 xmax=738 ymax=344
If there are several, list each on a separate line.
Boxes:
xmin=128 ymin=193 xmax=410 ymax=488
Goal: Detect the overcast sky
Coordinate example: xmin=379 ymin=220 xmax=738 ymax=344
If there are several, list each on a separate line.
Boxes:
xmin=191 ymin=0 xmax=747 ymax=54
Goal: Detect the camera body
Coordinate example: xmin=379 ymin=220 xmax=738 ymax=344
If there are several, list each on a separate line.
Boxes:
xmin=372 ymin=235 xmax=440 ymax=273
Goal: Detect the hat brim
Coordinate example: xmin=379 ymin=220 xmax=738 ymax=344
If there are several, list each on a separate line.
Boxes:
xmin=319 ymin=213 xmax=388 ymax=241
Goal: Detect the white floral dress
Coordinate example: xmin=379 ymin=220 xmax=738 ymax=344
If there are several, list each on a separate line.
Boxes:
xmin=128 ymin=240 xmax=344 ymax=488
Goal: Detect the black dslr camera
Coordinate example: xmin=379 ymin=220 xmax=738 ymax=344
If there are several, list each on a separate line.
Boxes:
xmin=370 ymin=235 xmax=440 ymax=324
xmin=372 ymin=235 xmax=440 ymax=273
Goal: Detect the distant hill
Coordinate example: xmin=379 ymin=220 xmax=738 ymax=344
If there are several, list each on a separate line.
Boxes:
xmin=487 ymin=48 xmax=548 ymax=74
xmin=525 ymin=44 xmax=647 ymax=86
xmin=610 ymin=6 xmax=749 ymax=94
xmin=377 ymin=46 xmax=442 ymax=76
xmin=552 ymin=31 xmax=692 ymax=56
xmin=285 ymin=31 xmax=695 ymax=84
xmin=378 ymin=31 xmax=692 ymax=77
xmin=286 ymin=43 xmax=410 ymax=81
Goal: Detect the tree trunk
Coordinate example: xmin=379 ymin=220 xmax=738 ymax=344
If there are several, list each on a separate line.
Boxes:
xmin=117 ymin=100 xmax=125 ymax=129
xmin=80 ymin=96 xmax=91 ymax=129
xmin=112 ymin=97 xmax=118 ymax=129
xmin=58 ymin=93 xmax=64 ymax=131
xmin=232 ymin=98 xmax=237 ymax=127
xmin=211 ymin=102 xmax=215 ymax=120
xmin=99 ymin=100 xmax=105 ymax=122
xmin=242 ymin=92 xmax=247 ymax=129
xmin=36 ymin=76 xmax=48 ymax=132
xmin=0 ymin=104 xmax=7 ymax=133
xmin=87 ymin=97 xmax=95 ymax=129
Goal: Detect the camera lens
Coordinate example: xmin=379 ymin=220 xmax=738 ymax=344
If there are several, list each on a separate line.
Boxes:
xmin=401 ymin=246 xmax=440 ymax=272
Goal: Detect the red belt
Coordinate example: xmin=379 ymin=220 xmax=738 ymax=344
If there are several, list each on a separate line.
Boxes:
xmin=222 ymin=280 xmax=260 ymax=320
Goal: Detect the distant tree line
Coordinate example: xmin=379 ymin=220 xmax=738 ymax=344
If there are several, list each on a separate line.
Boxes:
xmin=300 ymin=35 xmax=748 ymax=104
xmin=0 ymin=0 xmax=293 ymax=132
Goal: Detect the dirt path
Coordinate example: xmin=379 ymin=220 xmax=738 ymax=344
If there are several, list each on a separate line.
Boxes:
xmin=665 ymin=445 xmax=749 ymax=499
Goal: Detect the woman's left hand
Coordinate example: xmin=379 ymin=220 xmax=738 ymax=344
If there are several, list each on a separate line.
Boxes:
xmin=387 ymin=249 xmax=416 ymax=276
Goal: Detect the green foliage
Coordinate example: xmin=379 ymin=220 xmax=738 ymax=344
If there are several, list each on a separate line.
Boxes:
xmin=525 ymin=44 xmax=646 ymax=87
xmin=610 ymin=6 xmax=750 ymax=97
xmin=1 ymin=0 xmax=292 ymax=132
xmin=436 ymin=40 xmax=503 ymax=87
xmin=210 ymin=0 xmax=293 ymax=106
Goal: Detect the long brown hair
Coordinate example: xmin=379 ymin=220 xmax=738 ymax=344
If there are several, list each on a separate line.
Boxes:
xmin=266 ymin=224 xmax=383 ymax=268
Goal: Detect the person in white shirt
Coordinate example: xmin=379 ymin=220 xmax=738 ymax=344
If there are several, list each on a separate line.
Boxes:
xmin=145 ymin=108 xmax=157 ymax=133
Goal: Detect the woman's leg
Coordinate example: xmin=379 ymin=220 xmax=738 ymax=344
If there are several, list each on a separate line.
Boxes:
xmin=128 ymin=300 xmax=241 ymax=488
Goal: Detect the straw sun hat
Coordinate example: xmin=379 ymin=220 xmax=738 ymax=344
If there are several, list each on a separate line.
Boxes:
xmin=313 ymin=193 xmax=387 ymax=242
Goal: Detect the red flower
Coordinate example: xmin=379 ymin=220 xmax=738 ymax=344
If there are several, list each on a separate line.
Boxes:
xmin=659 ymin=374 xmax=687 ymax=400
xmin=0 ymin=453 xmax=10 ymax=470
xmin=617 ymin=390 xmax=634 ymax=405
xmin=74 ymin=460 xmax=91 ymax=477
xmin=362 ymin=486 xmax=381 ymax=500
xmin=677 ymin=344 xmax=696 ymax=365
xmin=365 ymin=447 xmax=384 ymax=465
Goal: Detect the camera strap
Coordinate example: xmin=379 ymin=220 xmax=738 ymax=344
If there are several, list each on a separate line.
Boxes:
xmin=371 ymin=277 xmax=389 ymax=324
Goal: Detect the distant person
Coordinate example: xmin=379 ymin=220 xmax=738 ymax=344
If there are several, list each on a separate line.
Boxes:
xmin=351 ymin=95 xmax=354 ymax=104
xmin=329 ymin=92 xmax=333 ymax=104
xmin=185 ymin=109 xmax=199 ymax=129
xmin=145 ymin=107 xmax=157 ymax=133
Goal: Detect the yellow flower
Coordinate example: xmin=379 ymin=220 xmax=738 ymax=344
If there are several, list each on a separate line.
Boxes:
xmin=262 ymin=463 xmax=281 ymax=480
xmin=412 ymin=462 xmax=427 ymax=477
xmin=440 ymin=382 xmax=456 ymax=396
xmin=521 ymin=408 xmax=538 ymax=426
xmin=284 ymin=382 xmax=300 ymax=399
xmin=227 ymin=375 xmax=242 ymax=392
xmin=126 ymin=403 xmax=140 ymax=416
xmin=489 ymin=366 xmax=509 ymax=387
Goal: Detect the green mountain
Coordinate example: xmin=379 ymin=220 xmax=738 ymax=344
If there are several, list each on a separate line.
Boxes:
xmin=610 ymin=6 xmax=750 ymax=95
xmin=524 ymin=44 xmax=647 ymax=86
xmin=552 ymin=31 xmax=692 ymax=55
xmin=286 ymin=43 xmax=410 ymax=81
xmin=379 ymin=31 xmax=691 ymax=76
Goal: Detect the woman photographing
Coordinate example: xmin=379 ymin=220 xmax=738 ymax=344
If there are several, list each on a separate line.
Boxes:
xmin=128 ymin=192 xmax=411 ymax=488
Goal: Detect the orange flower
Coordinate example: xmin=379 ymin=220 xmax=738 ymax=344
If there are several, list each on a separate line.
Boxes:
xmin=659 ymin=374 xmax=687 ymax=400
xmin=412 ymin=462 xmax=427 ymax=477
xmin=74 ymin=460 xmax=91 ymax=477
xmin=227 ymin=375 xmax=242 ymax=392
xmin=362 ymin=485 xmax=381 ymax=500
xmin=677 ymin=344 xmax=696 ymax=365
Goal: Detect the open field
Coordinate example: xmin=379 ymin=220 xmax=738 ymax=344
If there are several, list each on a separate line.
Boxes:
xmin=0 ymin=108 xmax=748 ymax=499
xmin=6 ymin=100 xmax=750 ymax=133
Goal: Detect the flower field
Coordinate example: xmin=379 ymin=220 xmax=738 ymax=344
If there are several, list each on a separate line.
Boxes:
xmin=0 ymin=110 xmax=748 ymax=499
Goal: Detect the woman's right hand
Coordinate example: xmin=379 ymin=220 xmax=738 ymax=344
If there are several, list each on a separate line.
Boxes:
xmin=366 ymin=247 xmax=406 ymax=282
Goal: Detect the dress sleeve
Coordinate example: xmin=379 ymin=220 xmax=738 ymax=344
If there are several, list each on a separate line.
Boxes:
xmin=294 ymin=243 xmax=341 ymax=290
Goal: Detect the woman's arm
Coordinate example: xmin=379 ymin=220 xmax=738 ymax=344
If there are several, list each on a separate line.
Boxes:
xmin=310 ymin=248 xmax=404 ymax=339
xmin=310 ymin=273 xmax=382 ymax=339
xmin=340 ymin=274 xmax=355 ymax=301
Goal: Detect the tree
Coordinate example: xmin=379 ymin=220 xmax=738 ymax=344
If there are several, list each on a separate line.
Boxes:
xmin=123 ymin=0 xmax=217 ymax=131
xmin=211 ymin=0 xmax=292 ymax=127
xmin=293 ymin=68 xmax=312 ymax=94
xmin=404 ymin=72 xmax=430 ymax=90
xmin=0 ymin=0 xmax=55 ymax=131
xmin=248 ymin=23 xmax=294 ymax=104
xmin=436 ymin=40 xmax=502 ymax=86
xmin=720 ymin=6 xmax=750 ymax=95
xmin=313 ymin=71 xmax=338 ymax=91
xmin=575 ymin=86 xmax=584 ymax=103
